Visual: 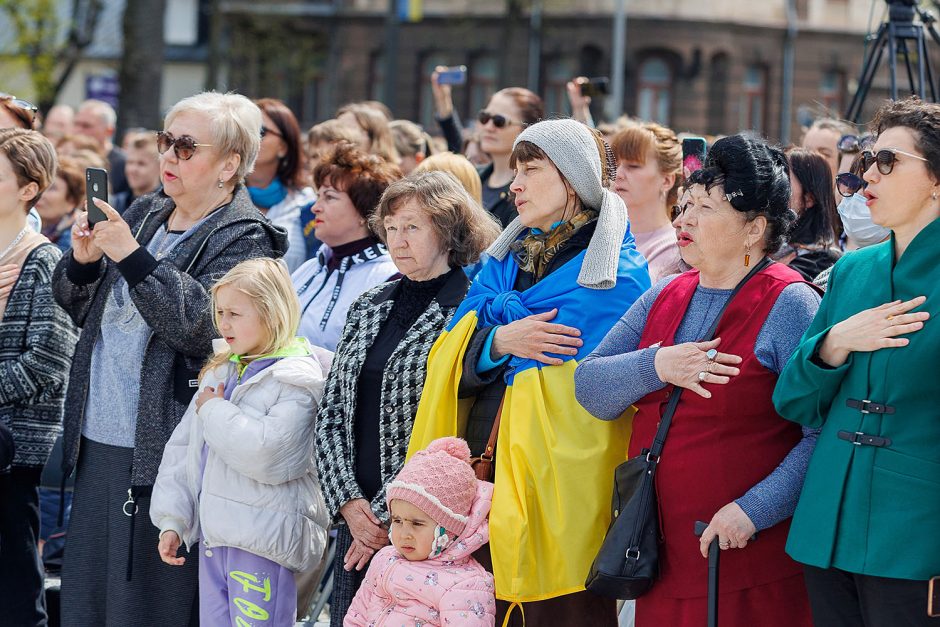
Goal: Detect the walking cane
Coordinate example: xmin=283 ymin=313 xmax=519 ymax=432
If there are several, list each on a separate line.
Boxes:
xmin=693 ymin=521 xmax=719 ymax=627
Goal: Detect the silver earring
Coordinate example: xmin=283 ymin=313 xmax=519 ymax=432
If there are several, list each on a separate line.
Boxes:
xmin=217 ymin=179 xmax=224 ymax=189
xmin=933 ymin=191 xmax=938 ymax=201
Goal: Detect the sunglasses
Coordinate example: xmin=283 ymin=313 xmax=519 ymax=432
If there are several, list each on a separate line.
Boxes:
xmin=478 ymin=110 xmax=518 ymax=129
xmin=837 ymin=134 xmax=874 ymax=154
xmin=156 ymin=131 xmax=214 ymax=160
xmin=836 ymin=172 xmax=867 ymax=198
xmin=670 ymin=202 xmax=690 ymax=222
xmin=260 ymin=125 xmax=282 ymax=139
xmin=0 ymin=93 xmax=38 ymax=128
xmin=860 ymin=148 xmax=928 ymax=176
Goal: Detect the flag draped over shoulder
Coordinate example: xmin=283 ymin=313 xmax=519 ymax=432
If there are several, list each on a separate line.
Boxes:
xmin=408 ymin=230 xmax=650 ymax=603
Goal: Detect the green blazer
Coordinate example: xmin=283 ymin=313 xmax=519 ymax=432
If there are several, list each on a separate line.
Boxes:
xmin=773 ymin=217 xmax=940 ymax=581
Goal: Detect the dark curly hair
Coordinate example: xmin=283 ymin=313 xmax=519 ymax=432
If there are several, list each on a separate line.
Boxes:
xmin=871 ymin=96 xmax=940 ymax=182
xmin=686 ymin=134 xmax=794 ymax=254
xmin=312 ymin=140 xmax=402 ymax=219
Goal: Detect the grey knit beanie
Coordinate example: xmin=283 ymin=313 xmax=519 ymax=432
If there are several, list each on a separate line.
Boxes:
xmin=486 ymin=119 xmax=628 ymax=289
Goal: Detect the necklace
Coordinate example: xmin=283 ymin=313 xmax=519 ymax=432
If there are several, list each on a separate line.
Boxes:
xmin=0 ymin=227 xmax=29 ymax=262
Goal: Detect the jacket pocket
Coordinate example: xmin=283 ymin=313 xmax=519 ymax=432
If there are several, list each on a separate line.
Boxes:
xmin=173 ymin=353 xmax=203 ymax=406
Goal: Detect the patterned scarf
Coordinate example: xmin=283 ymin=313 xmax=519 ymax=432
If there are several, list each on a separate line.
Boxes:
xmin=510 ymin=209 xmax=598 ymax=281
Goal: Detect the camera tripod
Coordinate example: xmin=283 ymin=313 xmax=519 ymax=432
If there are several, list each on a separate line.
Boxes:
xmin=845 ymin=0 xmax=940 ymax=123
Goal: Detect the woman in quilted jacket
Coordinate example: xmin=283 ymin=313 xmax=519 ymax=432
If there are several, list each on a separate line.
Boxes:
xmin=150 ymin=257 xmax=331 ymax=626
xmin=345 ymin=437 xmax=496 ymax=626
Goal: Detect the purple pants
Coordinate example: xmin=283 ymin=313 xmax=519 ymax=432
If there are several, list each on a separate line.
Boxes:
xmin=199 ymin=544 xmax=296 ymax=626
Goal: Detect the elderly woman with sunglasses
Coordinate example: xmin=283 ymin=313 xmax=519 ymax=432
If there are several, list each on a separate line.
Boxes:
xmin=774 ymin=97 xmax=940 ymax=627
xmin=51 ymin=92 xmax=288 ymax=627
xmin=577 ymin=134 xmax=821 ymax=627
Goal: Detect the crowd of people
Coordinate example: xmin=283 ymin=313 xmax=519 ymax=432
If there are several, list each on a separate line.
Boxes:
xmin=0 ymin=75 xmax=937 ymax=627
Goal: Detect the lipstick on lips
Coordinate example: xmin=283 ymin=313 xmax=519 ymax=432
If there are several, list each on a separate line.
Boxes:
xmin=677 ymin=231 xmax=694 ymax=247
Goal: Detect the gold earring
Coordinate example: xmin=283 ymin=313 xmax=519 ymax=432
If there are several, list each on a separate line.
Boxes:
xmin=744 ymin=240 xmax=751 ymax=267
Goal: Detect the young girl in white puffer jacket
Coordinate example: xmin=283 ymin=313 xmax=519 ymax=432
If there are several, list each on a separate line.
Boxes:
xmin=150 ymin=257 xmax=331 ymax=626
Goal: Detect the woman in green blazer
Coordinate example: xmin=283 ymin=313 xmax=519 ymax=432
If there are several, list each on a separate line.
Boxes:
xmin=774 ymin=97 xmax=940 ymax=626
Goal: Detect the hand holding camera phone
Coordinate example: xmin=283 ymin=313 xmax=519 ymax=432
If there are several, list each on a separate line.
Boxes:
xmin=436 ymin=66 xmax=467 ymax=86
xmin=681 ymin=137 xmax=708 ymax=178
xmin=579 ymin=77 xmax=610 ymax=99
xmin=85 ymin=167 xmax=109 ymax=227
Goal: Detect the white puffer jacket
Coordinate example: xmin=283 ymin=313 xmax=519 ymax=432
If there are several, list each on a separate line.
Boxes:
xmin=150 ymin=348 xmax=331 ymax=572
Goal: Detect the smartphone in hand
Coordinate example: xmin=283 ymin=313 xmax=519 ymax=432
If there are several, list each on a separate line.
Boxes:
xmin=437 ymin=66 xmax=467 ymax=86
xmin=681 ymin=137 xmax=708 ymax=177
xmin=85 ymin=167 xmax=109 ymax=227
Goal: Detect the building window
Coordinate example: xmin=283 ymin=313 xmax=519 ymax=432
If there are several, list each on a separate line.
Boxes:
xmin=707 ymin=53 xmax=730 ymax=135
xmin=637 ymin=58 xmax=671 ymax=125
xmin=469 ymin=54 xmax=498 ymax=119
xmin=369 ymin=50 xmax=385 ymax=104
xmin=740 ymin=64 xmax=767 ymax=132
xmin=543 ymin=57 xmax=577 ymax=117
xmin=820 ymin=69 xmax=845 ymax=114
xmin=419 ymin=53 xmax=449 ymax=130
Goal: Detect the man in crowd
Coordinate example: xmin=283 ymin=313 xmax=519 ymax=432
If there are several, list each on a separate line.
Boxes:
xmin=73 ymin=99 xmax=130 ymax=195
xmin=800 ymin=117 xmax=854 ymax=180
xmin=41 ymin=104 xmax=75 ymax=141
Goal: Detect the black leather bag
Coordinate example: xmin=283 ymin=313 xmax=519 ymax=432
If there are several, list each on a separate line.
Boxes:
xmin=585 ymin=258 xmax=772 ymax=599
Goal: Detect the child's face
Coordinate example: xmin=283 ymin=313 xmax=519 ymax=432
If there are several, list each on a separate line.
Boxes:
xmin=215 ymin=285 xmax=266 ymax=357
xmin=389 ymin=499 xmax=438 ymax=561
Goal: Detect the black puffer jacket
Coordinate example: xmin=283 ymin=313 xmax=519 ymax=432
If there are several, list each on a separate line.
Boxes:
xmin=52 ymin=185 xmax=288 ymax=487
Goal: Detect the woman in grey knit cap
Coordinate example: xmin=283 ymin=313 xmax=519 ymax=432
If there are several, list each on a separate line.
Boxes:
xmin=408 ymin=118 xmax=650 ymax=626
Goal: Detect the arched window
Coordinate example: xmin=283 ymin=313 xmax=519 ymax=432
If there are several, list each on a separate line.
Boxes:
xmin=470 ymin=55 xmax=498 ymax=117
xmin=369 ymin=50 xmax=385 ymax=104
xmin=419 ymin=52 xmax=449 ymax=130
xmin=637 ymin=58 xmax=671 ymax=124
xmin=543 ymin=56 xmax=577 ymax=117
xmin=740 ymin=64 xmax=767 ymax=132
xmin=820 ymin=69 xmax=845 ymax=114
xmin=707 ymin=53 xmax=730 ymax=135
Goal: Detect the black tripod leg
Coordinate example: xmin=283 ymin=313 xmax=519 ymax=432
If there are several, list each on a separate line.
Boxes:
xmin=847 ymin=25 xmax=888 ymax=122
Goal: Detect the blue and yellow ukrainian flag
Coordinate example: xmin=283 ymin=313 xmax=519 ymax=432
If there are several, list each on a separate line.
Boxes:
xmin=408 ymin=232 xmax=650 ymax=603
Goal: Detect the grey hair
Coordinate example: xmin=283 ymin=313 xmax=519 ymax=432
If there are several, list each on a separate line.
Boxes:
xmin=164 ymin=91 xmax=262 ymax=183
xmin=80 ymin=99 xmax=117 ymax=128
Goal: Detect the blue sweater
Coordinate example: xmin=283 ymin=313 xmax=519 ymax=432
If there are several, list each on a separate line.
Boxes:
xmin=575 ymin=275 xmax=821 ymax=531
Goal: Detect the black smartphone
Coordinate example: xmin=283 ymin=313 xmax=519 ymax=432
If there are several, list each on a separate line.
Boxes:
xmin=682 ymin=137 xmax=708 ymax=175
xmin=437 ymin=66 xmax=467 ymax=86
xmin=930 ymin=576 xmax=940 ymax=617
xmin=580 ymin=77 xmax=610 ymax=98
xmin=85 ymin=167 xmax=108 ymax=226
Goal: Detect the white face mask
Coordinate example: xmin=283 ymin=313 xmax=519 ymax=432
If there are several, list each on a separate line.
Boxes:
xmin=838 ymin=193 xmax=890 ymax=247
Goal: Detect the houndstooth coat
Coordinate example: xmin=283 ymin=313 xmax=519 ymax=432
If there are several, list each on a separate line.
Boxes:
xmin=315 ymin=269 xmax=470 ymax=521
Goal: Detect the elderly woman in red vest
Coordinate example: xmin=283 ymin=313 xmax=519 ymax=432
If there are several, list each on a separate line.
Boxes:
xmin=575 ymin=135 xmax=820 ymax=626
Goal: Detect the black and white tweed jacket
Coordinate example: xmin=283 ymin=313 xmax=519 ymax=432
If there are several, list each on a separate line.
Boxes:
xmin=315 ymin=269 xmax=469 ymax=521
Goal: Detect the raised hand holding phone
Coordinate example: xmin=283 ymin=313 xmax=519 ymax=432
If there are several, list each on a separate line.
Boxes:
xmin=90 ymin=199 xmax=140 ymax=263
xmin=85 ymin=167 xmax=109 ymax=227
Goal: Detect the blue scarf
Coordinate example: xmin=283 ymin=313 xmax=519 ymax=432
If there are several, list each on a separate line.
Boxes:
xmin=248 ymin=177 xmax=288 ymax=209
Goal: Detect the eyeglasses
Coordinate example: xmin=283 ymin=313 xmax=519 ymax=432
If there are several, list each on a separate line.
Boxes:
xmin=260 ymin=125 xmax=282 ymax=139
xmin=836 ymin=172 xmax=867 ymax=198
xmin=670 ymin=202 xmax=689 ymax=221
xmin=0 ymin=93 xmax=38 ymax=128
xmin=156 ymin=131 xmax=213 ymax=160
xmin=837 ymin=134 xmax=874 ymax=154
xmin=478 ymin=110 xmax=518 ymax=129
xmin=860 ymin=148 xmax=928 ymax=176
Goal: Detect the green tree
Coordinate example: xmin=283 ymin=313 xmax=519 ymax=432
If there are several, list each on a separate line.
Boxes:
xmin=0 ymin=0 xmax=103 ymax=112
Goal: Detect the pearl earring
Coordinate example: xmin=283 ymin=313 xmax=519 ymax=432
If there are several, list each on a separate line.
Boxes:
xmin=217 ymin=179 xmax=224 ymax=189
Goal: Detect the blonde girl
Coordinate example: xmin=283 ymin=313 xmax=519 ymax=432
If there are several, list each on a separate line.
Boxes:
xmin=151 ymin=257 xmax=330 ymax=627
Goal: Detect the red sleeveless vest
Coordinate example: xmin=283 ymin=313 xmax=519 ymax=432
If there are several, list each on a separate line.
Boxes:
xmin=629 ymin=264 xmax=805 ymax=599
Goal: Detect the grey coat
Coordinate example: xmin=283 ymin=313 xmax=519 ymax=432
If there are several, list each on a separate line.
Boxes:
xmin=52 ymin=186 xmax=288 ymax=486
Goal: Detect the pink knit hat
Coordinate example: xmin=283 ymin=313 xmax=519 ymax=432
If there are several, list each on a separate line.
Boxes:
xmin=386 ymin=437 xmax=478 ymax=536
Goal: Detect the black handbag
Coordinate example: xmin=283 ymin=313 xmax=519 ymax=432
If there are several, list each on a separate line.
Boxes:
xmin=585 ymin=258 xmax=772 ymax=600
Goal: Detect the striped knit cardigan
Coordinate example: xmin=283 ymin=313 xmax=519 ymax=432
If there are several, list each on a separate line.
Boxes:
xmin=0 ymin=243 xmax=78 ymax=468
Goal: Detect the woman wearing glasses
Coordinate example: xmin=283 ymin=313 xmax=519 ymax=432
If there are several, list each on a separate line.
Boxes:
xmin=576 ymin=134 xmax=819 ymax=627
xmin=247 ymin=98 xmax=316 ymax=272
xmin=430 ymin=73 xmax=544 ymax=228
xmin=774 ymin=97 xmax=940 ymax=626
xmin=52 ymin=92 xmax=288 ymax=627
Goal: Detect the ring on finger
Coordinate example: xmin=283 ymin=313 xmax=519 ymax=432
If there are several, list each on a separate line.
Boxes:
xmin=706 ymin=348 xmax=718 ymax=361
xmin=698 ymin=371 xmax=707 ymax=382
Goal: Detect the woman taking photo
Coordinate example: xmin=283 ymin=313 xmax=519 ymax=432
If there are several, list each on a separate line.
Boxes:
xmin=774 ymin=97 xmax=940 ymax=626
xmin=610 ymin=121 xmax=683 ymax=282
xmin=248 ymin=98 xmax=315 ymax=272
xmin=53 ymin=92 xmax=288 ymax=627
xmin=408 ymin=119 xmax=650 ymax=626
xmin=576 ymin=135 xmax=820 ymax=627
xmin=315 ymin=170 xmax=499 ymax=626
xmin=0 ymin=128 xmax=77 ymax=626
xmin=777 ymin=148 xmax=841 ymax=281
xmin=291 ymin=142 xmax=400 ymax=352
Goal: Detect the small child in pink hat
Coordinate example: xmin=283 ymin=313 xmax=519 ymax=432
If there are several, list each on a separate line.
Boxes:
xmin=344 ymin=437 xmax=496 ymax=626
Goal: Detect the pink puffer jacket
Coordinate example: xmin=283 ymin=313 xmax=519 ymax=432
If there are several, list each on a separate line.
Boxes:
xmin=344 ymin=480 xmax=496 ymax=626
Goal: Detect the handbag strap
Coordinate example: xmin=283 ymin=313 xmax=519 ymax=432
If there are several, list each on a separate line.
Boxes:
xmin=480 ymin=396 xmax=505 ymax=461
xmin=646 ymin=257 xmax=773 ymax=464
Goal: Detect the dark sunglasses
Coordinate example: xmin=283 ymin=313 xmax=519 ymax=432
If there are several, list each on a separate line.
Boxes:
xmin=670 ymin=203 xmax=689 ymax=222
xmin=156 ymin=131 xmax=214 ymax=160
xmin=837 ymin=134 xmax=873 ymax=154
xmin=478 ymin=110 xmax=518 ymax=129
xmin=860 ymin=148 xmax=928 ymax=176
xmin=836 ymin=172 xmax=866 ymax=198
xmin=0 ymin=93 xmax=38 ymax=127
xmin=260 ymin=125 xmax=282 ymax=139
